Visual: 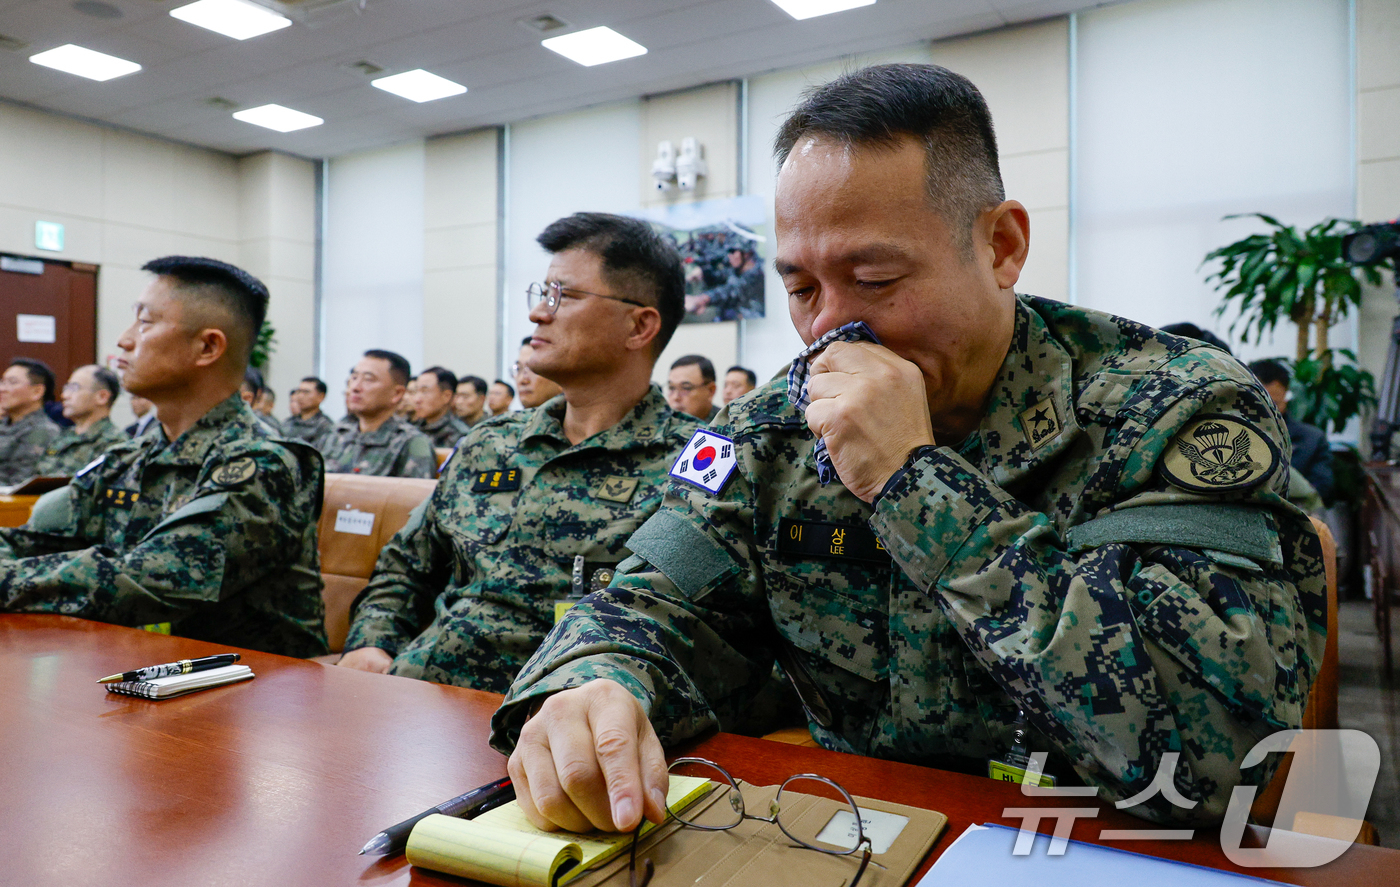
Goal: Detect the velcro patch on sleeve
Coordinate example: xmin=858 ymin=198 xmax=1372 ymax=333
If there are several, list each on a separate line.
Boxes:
xmin=625 ymin=508 xmax=738 ymax=600
xmin=1158 ymin=413 xmax=1278 ymax=493
xmin=1066 ymin=502 xmax=1281 ymax=565
xmin=669 ymin=429 xmax=738 ymax=496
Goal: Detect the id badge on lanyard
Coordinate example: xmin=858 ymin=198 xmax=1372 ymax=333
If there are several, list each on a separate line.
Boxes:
xmin=988 ymin=708 xmax=1057 ymax=788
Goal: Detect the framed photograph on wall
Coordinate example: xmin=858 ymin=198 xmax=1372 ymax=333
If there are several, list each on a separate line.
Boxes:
xmin=631 ymin=195 xmax=767 ymax=323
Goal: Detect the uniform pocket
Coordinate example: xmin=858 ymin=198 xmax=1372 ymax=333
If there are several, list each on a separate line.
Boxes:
xmin=760 ymin=557 xmax=890 ymax=684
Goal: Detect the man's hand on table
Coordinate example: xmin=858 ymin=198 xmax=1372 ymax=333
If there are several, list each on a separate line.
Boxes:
xmin=508 ymin=680 xmax=670 ymax=833
xmin=804 ymin=340 xmax=936 ymax=503
xmin=336 ymin=647 xmax=393 ymax=673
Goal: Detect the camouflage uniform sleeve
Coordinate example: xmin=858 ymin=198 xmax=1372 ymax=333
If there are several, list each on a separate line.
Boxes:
xmin=869 ymin=377 xmax=1325 ymax=823
xmin=0 ymin=445 xmax=321 ymax=626
xmin=342 ymin=488 xmax=454 ymax=656
xmin=491 ymin=448 xmax=781 ymax=755
xmin=396 ymin=432 xmax=437 ymax=479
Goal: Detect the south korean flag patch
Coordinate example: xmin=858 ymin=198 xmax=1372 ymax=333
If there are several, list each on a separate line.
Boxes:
xmin=669 ymin=429 xmax=738 ymax=496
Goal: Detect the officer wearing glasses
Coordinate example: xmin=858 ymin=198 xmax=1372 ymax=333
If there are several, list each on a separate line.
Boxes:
xmin=337 ymin=212 xmax=701 ymax=692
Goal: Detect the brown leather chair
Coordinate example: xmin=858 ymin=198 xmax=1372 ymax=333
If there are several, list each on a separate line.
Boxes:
xmin=317 ymin=473 xmax=436 ymax=655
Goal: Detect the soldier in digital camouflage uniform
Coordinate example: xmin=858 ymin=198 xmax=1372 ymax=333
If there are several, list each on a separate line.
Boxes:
xmin=0 ymin=359 xmax=61 ymax=486
xmin=338 ymin=212 xmax=698 ymax=693
xmin=414 ymin=367 xmax=471 ymax=449
xmin=493 ymin=65 xmax=1325 ymax=835
xmin=323 ymin=349 xmax=436 ymax=478
xmin=284 ymin=376 xmax=336 ymax=451
xmin=37 ymin=365 xmax=129 ymax=477
xmin=0 ymin=256 xmax=327 ymax=658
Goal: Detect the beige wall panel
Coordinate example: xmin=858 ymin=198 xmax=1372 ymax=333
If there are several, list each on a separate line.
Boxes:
xmin=100 ymin=129 xmax=180 ymax=232
xmin=1359 ymin=86 xmax=1400 ymax=163
xmin=0 ymin=208 xmax=101 ymax=264
xmin=1358 ymin=157 xmax=1400 ymax=220
xmin=425 ymin=223 xmax=495 ymax=271
xmin=171 ymin=147 xmax=240 ymax=242
xmin=100 ymin=221 xmax=178 ymax=271
xmin=263 ymin=276 xmax=317 ymax=385
xmin=168 ymin=234 xmax=239 ymax=264
xmin=1000 ymin=149 xmax=1069 ymax=212
xmin=425 ymin=130 xmax=499 ymax=231
xmin=640 ymin=81 xmax=739 ymax=207
xmin=930 ymin=19 xmax=1070 ymax=157
xmin=423 ymin=265 xmax=496 ymax=380
xmin=653 ymin=322 xmax=738 ymax=391
xmin=1357 ymin=0 xmax=1400 ymax=91
xmin=266 ymin=154 xmax=317 ymax=243
xmin=0 ymin=103 xmax=104 ymax=222
xmin=1020 ymin=207 xmax=1069 ymax=305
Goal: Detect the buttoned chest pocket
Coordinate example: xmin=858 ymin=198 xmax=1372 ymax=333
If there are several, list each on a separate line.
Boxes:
xmin=440 ymin=491 xmax=514 ymax=548
xmin=758 ymin=551 xmax=891 ymax=684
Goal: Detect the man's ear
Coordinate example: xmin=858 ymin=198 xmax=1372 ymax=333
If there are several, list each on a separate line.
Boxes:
xmin=389 ymin=384 xmax=406 ymax=405
xmin=982 ymin=199 xmax=1030 ymax=290
xmin=192 ymin=328 xmax=229 ymax=368
xmin=626 ymin=306 xmax=662 ymax=353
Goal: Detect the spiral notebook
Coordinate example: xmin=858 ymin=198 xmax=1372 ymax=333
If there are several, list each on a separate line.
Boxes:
xmin=104 ymin=664 xmax=255 ymax=699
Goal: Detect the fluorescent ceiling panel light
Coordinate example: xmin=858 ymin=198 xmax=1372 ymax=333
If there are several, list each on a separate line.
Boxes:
xmin=170 ymin=0 xmax=291 ymax=40
xmin=770 ymin=0 xmax=876 ymax=20
xmin=233 ymin=103 xmax=322 ymax=132
xmin=541 ymin=26 xmax=646 ymax=67
xmin=29 ymin=43 xmax=140 ymax=81
xmin=371 ymin=69 xmax=467 ymax=103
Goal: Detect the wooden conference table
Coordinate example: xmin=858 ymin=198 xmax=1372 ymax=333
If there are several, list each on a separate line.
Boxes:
xmin=2 ymin=615 xmax=1396 ymax=887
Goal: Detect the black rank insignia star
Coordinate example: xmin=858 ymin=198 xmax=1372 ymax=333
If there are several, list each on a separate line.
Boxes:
xmin=211 ymin=457 xmax=257 ymax=486
xmin=1018 ymin=397 xmax=1060 ymax=450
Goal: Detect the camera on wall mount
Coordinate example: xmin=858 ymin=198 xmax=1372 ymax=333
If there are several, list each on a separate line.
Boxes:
xmin=651 ymin=137 xmax=707 ymax=193
xmin=1347 ymin=218 xmax=1400 ymax=459
xmin=1342 ymin=219 xmax=1400 ymax=266
xmin=652 ymin=140 xmax=677 ymax=192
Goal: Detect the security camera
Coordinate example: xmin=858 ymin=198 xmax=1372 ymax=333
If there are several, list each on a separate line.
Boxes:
xmin=651 ymin=140 xmax=676 ymax=192
xmin=676 ymin=137 xmax=707 ymax=191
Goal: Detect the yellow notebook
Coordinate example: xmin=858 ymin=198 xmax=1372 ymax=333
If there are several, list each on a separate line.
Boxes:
xmin=405 ymin=775 xmax=712 ymax=887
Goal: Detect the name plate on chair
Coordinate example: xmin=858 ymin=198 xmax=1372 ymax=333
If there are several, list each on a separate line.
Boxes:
xmin=334 ymin=508 xmax=375 ymax=536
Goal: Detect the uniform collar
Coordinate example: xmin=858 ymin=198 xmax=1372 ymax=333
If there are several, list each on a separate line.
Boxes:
xmin=350 ymin=414 xmax=411 ymax=445
xmin=154 ymin=391 xmax=261 ymax=466
xmin=965 ymin=297 xmax=1080 ymax=490
xmin=520 ymin=384 xmax=672 ymax=452
xmin=420 ymin=411 xmax=458 ymax=433
xmin=4 ymin=407 xmax=50 ymax=429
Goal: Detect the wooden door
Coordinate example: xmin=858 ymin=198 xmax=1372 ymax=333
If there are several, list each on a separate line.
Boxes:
xmin=0 ymin=255 xmax=98 ymax=390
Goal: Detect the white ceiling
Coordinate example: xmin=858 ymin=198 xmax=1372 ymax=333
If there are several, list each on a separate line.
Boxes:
xmin=0 ymin=0 xmax=1111 ymax=159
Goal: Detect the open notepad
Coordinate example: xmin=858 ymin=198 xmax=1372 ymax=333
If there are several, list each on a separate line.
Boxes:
xmin=405 ymin=775 xmax=713 ymax=887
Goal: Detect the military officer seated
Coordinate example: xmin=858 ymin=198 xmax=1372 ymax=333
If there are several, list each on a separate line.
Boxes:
xmin=492 ymin=64 xmax=1326 ymax=834
xmin=414 ymin=366 xmax=470 ymax=448
xmin=0 ymin=255 xmax=328 ymax=658
xmin=336 ymin=212 xmax=699 ymax=693
xmin=0 ymin=358 xmax=61 ymax=486
xmin=36 ymin=365 xmax=129 ymax=476
xmin=284 ymin=376 xmax=335 ymax=450
xmin=322 ymin=350 xmax=436 ymax=478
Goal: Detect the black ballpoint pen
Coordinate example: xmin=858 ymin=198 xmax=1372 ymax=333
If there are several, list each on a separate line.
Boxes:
xmin=97 ymin=653 xmax=241 ymax=684
xmin=360 ymin=776 xmax=514 ymax=856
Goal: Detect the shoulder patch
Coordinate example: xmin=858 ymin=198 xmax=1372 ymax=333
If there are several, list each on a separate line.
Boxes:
xmin=210 ymin=456 xmax=258 ymax=487
xmin=669 ymin=429 xmax=738 ymax=496
xmin=1158 ymin=413 xmax=1278 ymax=493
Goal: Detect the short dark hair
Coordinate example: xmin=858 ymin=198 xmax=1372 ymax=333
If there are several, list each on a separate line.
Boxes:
xmin=459 ymin=375 xmax=488 ymax=396
xmin=9 ymin=358 xmax=55 ymax=402
xmin=726 ymin=365 xmax=757 ymax=387
xmin=364 ymin=349 xmax=411 ymax=387
xmin=492 ymin=378 xmax=515 ymax=398
xmin=1160 ymin=322 xmax=1233 ymax=355
xmin=242 ymin=366 xmax=265 ymax=396
xmin=301 ymin=376 xmax=328 ymax=395
xmin=420 ymin=366 xmax=457 ymax=393
xmin=141 ymin=256 xmax=268 ymax=366
xmin=1249 ymin=359 xmax=1291 ymax=388
xmin=92 ymin=366 xmax=121 ymax=405
xmin=671 ymin=354 xmax=715 ymax=384
xmin=536 ymin=212 xmax=685 ymax=356
xmin=774 ymin=64 xmax=1004 ymax=254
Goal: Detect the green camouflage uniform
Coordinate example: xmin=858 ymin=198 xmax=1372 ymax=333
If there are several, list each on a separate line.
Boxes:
xmin=344 ymin=387 xmax=700 ymax=692
xmin=0 ymin=408 xmax=61 ymax=485
xmin=285 ymin=410 xmax=336 ymax=451
xmin=36 ymin=417 xmax=129 ymax=477
xmin=323 ymin=414 xmax=435 ymax=478
xmin=0 ymin=393 xmax=328 ymax=657
xmin=419 ymin=411 xmax=471 ymax=449
xmin=493 ymin=296 xmax=1326 ymax=825
xmin=254 ymin=412 xmax=283 ymax=435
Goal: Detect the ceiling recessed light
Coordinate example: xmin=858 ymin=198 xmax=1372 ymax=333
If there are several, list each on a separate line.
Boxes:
xmin=371 ymin=69 xmax=467 ymax=103
xmin=541 ymin=26 xmax=646 ymax=67
xmin=170 ymin=0 xmax=292 ymax=40
xmin=233 ymin=103 xmax=322 ymax=132
xmin=29 ymin=44 xmax=141 ymax=81
xmin=770 ymin=0 xmax=876 ymax=20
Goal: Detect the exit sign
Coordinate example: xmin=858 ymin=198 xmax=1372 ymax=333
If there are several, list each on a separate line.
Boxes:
xmin=34 ymin=221 xmax=64 ymax=252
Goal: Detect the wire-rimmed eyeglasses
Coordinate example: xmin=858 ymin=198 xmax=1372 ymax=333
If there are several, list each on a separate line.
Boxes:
xmin=526 ymin=281 xmax=646 ymax=316
xmin=627 ymin=757 xmax=874 ymax=887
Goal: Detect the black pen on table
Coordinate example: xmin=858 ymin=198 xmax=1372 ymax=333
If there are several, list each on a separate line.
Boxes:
xmin=360 ymin=776 xmax=514 ymax=856
xmin=97 ymin=653 xmax=241 ymax=684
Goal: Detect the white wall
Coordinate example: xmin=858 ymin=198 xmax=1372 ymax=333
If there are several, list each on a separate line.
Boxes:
xmin=1074 ymin=0 xmax=1354 ymax=363
xmin=322 ymin=140 xmax=426 ymax=412
xmin=1355 ymin=0 xmax=1400 ymax=394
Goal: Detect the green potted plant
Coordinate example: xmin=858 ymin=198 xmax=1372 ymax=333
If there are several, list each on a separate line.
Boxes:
xmin=251 ymin=319 xmax=277 ymax=371
xmin=1203 ymin=214 xmax=1384 ymax=434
